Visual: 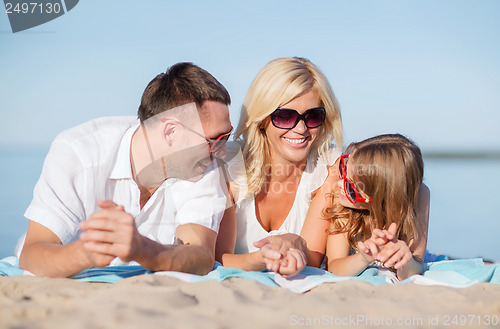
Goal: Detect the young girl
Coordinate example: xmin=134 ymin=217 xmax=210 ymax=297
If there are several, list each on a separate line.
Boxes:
xmin=302 ymin=134 xmax=430 ymax=280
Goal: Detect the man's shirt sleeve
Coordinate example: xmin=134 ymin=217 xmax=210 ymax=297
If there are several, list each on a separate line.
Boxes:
xmin=172 ymin=165 xmax=228 ymax=234
xmin=24 ymin=138 xmax=86 ymax=244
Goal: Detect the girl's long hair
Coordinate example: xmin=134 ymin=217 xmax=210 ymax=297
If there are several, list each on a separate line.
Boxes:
xmin=235 ymin=57 xmax=343 ymax=195
xmin=325 ymin=134 xmax=424 ymax=252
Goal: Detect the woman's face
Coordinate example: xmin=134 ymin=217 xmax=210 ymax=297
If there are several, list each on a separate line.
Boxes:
xmin=264 ymin=89 xmax=321 ymax=166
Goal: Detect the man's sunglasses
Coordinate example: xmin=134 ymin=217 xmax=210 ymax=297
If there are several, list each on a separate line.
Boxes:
xmin=338 ymin=154 xmax=372 ymax=204
xmin=161 ymin=118 xmax=233 ymax=155
xmin=270 ymin=107 xmax=326 ymax=129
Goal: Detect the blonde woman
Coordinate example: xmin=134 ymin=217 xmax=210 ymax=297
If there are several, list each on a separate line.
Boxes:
xmin=217 ymin=57 xmax=343 ymax=276
xmin=302 ymin=134 xmax=430 ymax=280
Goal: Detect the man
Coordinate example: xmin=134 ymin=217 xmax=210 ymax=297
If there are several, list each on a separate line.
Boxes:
xmin=18 ymin=62 xmax=233 ymax=278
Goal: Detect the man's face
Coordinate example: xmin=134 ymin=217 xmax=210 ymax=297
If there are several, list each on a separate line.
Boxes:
xmin=199 ymin=100 xmax=232 ymax=158
xmin=134 ymin=101 xmax=232 ymax=187
xmin=163 ymin=101 xmax=232 ymax=182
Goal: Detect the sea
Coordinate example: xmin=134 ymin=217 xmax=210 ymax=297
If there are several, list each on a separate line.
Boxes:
xmin=1 ymin=147 xmax=499 ymax=262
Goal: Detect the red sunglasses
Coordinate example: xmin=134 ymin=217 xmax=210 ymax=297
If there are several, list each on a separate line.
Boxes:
xmin=338 ymin=154 xmax=372 ymax=204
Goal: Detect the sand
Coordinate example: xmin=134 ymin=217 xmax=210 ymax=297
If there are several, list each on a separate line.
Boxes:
xmin=0 ymin=275 xmax=499 ymax=329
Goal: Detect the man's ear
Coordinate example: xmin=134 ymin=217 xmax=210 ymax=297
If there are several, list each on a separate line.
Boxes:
xmin=160 ymin=118 xmax=177 ymax=147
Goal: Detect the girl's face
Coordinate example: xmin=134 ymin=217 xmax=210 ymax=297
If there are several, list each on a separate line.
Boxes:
xmin=337 ymin=156 xmax=371 ymax=210
xmin=264 ymin=89 xmax=321 ymax=166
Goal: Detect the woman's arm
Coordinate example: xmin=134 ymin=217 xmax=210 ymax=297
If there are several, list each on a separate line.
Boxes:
xmin=300 ymin=185 xmax=331 ymax=267
xmin=218 ymin=251 xmax=267 ymax=271
xmin=215 ymin=206 xmax=236 ymax=264
xmin=301 ymin=162 xmax=340 ymax=267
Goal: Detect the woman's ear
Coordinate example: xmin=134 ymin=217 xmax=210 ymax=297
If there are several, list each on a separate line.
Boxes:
xmin=259 ymin=122 xmax=267 ymax=134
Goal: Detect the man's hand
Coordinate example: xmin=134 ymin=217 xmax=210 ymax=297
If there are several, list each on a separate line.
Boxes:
xmin=80 ymin=200 xmax=143 ymax=263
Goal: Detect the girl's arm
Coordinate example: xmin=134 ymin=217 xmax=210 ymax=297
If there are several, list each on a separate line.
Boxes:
xmin=302 ymin=160 xmax=378 ymax=274
xmin=326 ymin=231 xmax=375 ymax=276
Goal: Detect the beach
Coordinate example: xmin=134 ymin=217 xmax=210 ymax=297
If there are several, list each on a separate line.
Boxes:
xmin=1 ymin=275 xmax=499 ymax=329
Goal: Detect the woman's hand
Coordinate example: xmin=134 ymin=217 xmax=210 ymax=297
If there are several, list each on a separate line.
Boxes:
xmin=254 ymin=233 xmax=307 ymax=259
xmin=276 ymin=248 xmax=307 ymax=278
xmin=258 ymin=244 xmax=282 ymax=272
xmin=254 ymin=234 xmax=307 ymax=275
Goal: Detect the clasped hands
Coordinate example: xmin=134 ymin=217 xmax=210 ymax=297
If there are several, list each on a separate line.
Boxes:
xmin=253 ymin=233 xmax=307 ymax=278
xmin=79 ymin=200 xmax=142 ymax=268
xmin=357 ymin=222 xmax=412 ymax=270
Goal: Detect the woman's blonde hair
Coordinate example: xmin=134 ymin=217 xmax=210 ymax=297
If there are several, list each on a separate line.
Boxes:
xmin=326 ymin=134 xmax=424 ymax=253
xmin=235 ymin=57 xmax=343 ymax=195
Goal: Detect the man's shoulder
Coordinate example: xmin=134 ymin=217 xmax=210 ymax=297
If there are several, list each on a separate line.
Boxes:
xmin=48 ymin=116 xmax=138 ymax=166
xmin=55 ymin=116 xmax=138 ymax=142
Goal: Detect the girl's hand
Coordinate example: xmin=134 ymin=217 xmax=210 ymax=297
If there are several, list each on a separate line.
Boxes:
xmin=357 ymin=239 xmax=380 ymax=264
xmin=371 ymin=223 xmax=397 ymax=245
xmin=357 ymin=223 xmax=398 ymax=264
xmin=376 ymin=239 xmax=412 ymax=270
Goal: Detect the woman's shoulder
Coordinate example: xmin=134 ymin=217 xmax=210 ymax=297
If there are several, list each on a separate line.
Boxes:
xmin=316 ymin=144 xmax=342 ymax=166
xmin=308 ymin=144 xmax=342 ymax=174
xmin=222 ymin=141 xmax=248 ymax=203
xmin=306 ymin=144 xmax=342 ymax=194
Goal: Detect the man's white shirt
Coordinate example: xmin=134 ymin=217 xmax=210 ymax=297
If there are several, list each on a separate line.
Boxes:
xmin=20 ymin=116 xmax=227 ymax=264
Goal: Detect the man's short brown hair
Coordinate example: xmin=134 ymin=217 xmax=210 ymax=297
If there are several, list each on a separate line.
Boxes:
xmin=138 ymin=62 xmax=231 ymax=122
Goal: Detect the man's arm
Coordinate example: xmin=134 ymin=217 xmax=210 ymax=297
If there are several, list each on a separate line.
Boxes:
xmin=215 ymin=206 xmax=236 ymax=264
xmin=80 ymin=202 xmax=218 ymax=275
xmin=19 ymin=220 xmax=113 ymax=277
xmin=135 ymin=223 xmax=217 ymax=275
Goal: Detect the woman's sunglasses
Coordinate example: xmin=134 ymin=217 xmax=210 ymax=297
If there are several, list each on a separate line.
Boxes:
xmin=270 ymin=107 xmax=326 ymax=129
xmin=338 ymin=154 xmax=372 ymax=204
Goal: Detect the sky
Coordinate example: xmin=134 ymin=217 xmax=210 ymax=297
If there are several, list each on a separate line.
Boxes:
xmin=1 ymin=0 xmax=499 ymax=153
xmin=0 ymin=1 xmax=500 ymax=261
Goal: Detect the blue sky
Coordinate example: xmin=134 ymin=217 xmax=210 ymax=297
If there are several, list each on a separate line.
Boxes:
xmin=1 ymin=1 xmax=500 ymax=261
xmin=1 ymin=0 xmax=499 ymax=152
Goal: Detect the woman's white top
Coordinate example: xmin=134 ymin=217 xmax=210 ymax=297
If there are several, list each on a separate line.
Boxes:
xmin=225 ymin=142 xmax=341 ymax=254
